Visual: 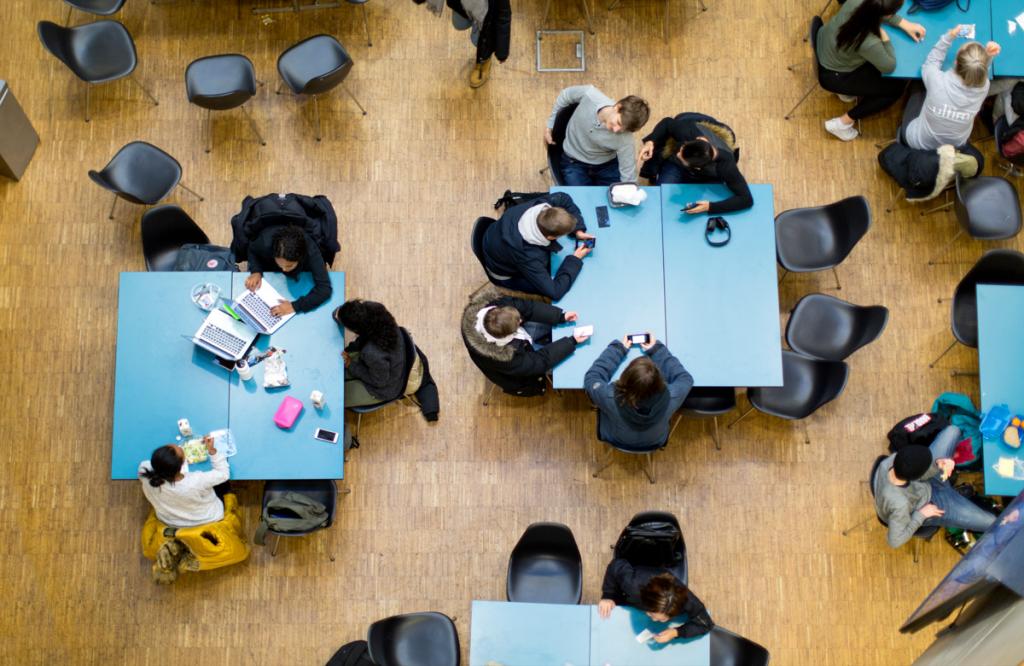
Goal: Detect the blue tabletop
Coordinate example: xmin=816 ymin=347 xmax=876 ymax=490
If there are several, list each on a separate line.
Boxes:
xmin=991 ymin=2 xmax=1024 ymax=77
xmin=886 ymin=1 xmax=993 ymax=79
xmin=111 ymin=272 xmax=232 ymax=479
xmin=660 ymin=184 xmax=782 ymax=388
xmin=550 ymin=186 xmax=667 ymax=389
xmin=470 ymin=600 xmax=591 ymax=666
xmin=977 ymin=285 xmax=1024 ymax=496
xmin=589 ymin=605 xmax=710 ymax=666
xmin=227 ymin=272 xmax=346 ymax=480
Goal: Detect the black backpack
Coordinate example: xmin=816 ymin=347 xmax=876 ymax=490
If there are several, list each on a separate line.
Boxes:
xmin=613 ymin=521 xmax=683 ymax=568
xmin=887 ymin=413 xmax=950 ymax=453
xmin=908 ymin=0 xmax=967 ymax=12
xmin=493 ymin=190 xmax=549 ymax=212
xmin=326 ymin=640 xmax=375 ymax=666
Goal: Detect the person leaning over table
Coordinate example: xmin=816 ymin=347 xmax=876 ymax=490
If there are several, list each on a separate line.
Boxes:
xmin=585 ymin=334 xmax=693 ymax=450
xmin=138 ymin=437 xmax=231 ymax=528
xmin=637 ymin=112 xmax=752 ymax=216
xmin=334 ymin=299 xmax=422 ymax=408
xmin=599 ymin=565 xmax=713 ymax=643
xmin=244 ymin=225 xmax=332 ymax=316
xmin=816 ymin=0 xmax=926 ymax=141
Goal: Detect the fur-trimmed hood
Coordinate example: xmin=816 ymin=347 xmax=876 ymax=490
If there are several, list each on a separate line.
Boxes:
xmin=879 ymin=142 xmax=983 ymax=202
xmin=461 ymin=283 xmax=517 ymax=363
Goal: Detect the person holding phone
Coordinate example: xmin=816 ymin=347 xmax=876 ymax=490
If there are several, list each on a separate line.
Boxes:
xmin=138 ymin=437 xmax=231 ymax=528
xmin=598 ymin=569 xmax=713 ymax=643
xmin=584 ymin=334 xmax=693 ymax=450
xmin=245 ymin=226 xmax=332 ymax=316
xmin=873 ymin=425 xmax=996 ymax=548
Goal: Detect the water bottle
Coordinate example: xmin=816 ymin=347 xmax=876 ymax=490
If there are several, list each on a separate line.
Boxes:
xmin=236 ymin=358 xmax=254 ymax=382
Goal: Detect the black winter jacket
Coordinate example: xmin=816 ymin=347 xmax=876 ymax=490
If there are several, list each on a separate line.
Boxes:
xmin=345 ymin=328 xmax=407 ymax=402
xmin=878 ymin=142 xmax=983 ymax=201
xmin=601 ymin=558 xmax=714 ymax=640
xmin=246 ymin=228 xmax=332 ymax=313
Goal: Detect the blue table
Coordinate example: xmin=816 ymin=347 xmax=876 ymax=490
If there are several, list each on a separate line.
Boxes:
xmin=886 ymin=1 xmax=994 ymax=79
xmin=227 ymin=272 xmax=346 ymax=480
xmin=111 ymin=271 xmax=345 ymax=480
xmin=977 ymin=285 xmax=1024 ymax=497
xmin=469 ymin=601 xmax=710 ymax=666
xmin=470 ymin=601 xmax=591 ymax=666
xmin=549 ymin=186 xmax=667 ymax=389
xmin=589 ymin=605 xmax=710 ymax=666
xmin=660 ymin=184 xmax=782 ymax=388
xmin=991 ymin=2 xmax=1024 ymax=77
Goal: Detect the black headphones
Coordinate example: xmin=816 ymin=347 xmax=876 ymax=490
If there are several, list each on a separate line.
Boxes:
xmin=705 ymin=216 xmax=731 ymax=247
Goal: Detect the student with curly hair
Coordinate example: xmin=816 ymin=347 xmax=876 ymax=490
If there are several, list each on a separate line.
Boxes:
xmin=244 ymin=226 xmax=333 ymax=316
xmin=335 ymin=300 xmax=421 ymax=407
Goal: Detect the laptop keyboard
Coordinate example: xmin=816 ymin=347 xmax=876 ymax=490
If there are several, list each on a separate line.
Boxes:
xmin=200 ymin=323 xmax=247 ymax=356
xmin=240 ymin=291 xmax=280 ymax=329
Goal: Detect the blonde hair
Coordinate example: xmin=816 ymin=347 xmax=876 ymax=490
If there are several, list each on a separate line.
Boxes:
xmin=954 ymin=42 xmax=991 ymax=88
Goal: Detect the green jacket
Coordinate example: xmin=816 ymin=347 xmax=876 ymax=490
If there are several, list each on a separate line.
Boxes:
xmin=816 ymin=0 xmax=902 ymax=74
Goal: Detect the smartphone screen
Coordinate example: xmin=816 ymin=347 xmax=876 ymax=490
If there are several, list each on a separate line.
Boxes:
xmin=313 ymin=428 xmax=339 ymax=444
xmin=629 ymin=333 xmax=650 ymax=344
xmin=575 ymin=238 xmax=596 ymax=249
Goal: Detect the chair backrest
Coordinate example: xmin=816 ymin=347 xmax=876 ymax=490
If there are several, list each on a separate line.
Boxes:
xmin=546 ymin=103 xmax=579 ymax=186
xmin=510 ymin=522 xmax=582 ymax=562
xmin=91 ymin=141 xmax=182 ymax=203
xmin=141 ymin=205 xmax=209 ymax=268
xmin=185 ymin=54 xmax=257 ymax=110
xmin=507 ymin=522 xmax=583 ymax=603
xmin=614 ymin=511 xmax=687 ymax=583
xmin=824 ymin=195 xmax=872 ymax=259
xmin=750 ymin=351 xmax=849 ymax=419
xmin=470 ymin=216 xmax=496 ymax=268
xmin=297 ymin=37 xmax=353 ymax=96
xmin=709 ymin=625 xmax=770 ymax=666
xmin=954 ymin=174 xmax=1022 ymax=240
xmin=950 ymin=249 xmax=1024 ymax=346
xmin=261 ymin=479 xmax=338 ymax=533
xmin=785 ymin=293 xmax=889 ymax=361
xmin=366 ymin=612 xmax=460 ymax=666
xmin=37 ymin=21 xmax=75 ymax=70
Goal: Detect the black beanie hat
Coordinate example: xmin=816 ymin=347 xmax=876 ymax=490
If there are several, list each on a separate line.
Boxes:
xmin=894 ymin=445 xmax=933 ymax=481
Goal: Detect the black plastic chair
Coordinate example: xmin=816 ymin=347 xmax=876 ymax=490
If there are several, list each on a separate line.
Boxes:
xmin=675 ymin=387 xmax=736 ymax=451
xmin=62 ymin=0 xmax=126 ymax=24
xmin=841 ymin=455 xmax=940 ymax=563
xmin=89 ymin=141 xmax=203 ymax=219
xmin=927 ymin=174 xmax=1022 ymax=265
xmin=592 ymin=411 xmax=679 ymax=484
xmin=367 ymin=612 xmax=460 ymax=666
xmin=930 ymin=249 xmax=1024 ymax=368
xmin=775 ymin=195 xmax=871 ymax=290
xmin=185 ymin=54 xmax=265 ymax=153
xmin=506 ymin=522 xmax=583 ymax=604
xmin=539 ymin=103 xmax=579 ymax=185
xmin=260 ymin=479 xmax=338 ymax=556
xmin=785 ymin=293 xmax=889 ymax=361
xmin=709 ymin=626 xmax=771 ymax=666
xmin=140 ymin=205 xmax=209 ymax=271
xmin=728 ymin=351 xmax=849 ymax=443
xmin=277 ymin=34 xmax=366 ymax=142
xmin=37 ymin=20 xmax=157 ymax=122
xmin=471 ymin=216 xmax=513 ymax=285
xmin=613 ymin=510 xmax=687 ymax=585
xmin=347 ymin=327 xmax=420 ymax=437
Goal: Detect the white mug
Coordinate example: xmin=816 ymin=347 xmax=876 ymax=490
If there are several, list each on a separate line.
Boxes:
xmin=310 ymin=390 xmax=325 ymax=410
xmin=177 ymin=418 xmax=192 ymax=437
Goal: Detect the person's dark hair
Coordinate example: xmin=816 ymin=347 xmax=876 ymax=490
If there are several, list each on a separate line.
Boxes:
xmin=333 ymin=299 xmax=399 ymax=351
xmin=639 ymin=573 xmax=689 ymax=617
xmin=483 ymin=306 xmax=521 ymax=338
xmin=140 ymin=445 xmax=183 ymax=488
xmin=614 ymin=356 xmax=666 ymax=408
xmin=617 ymin=95 xmax=651 ymax=132
xmin=836 ymin=0 xmax=902 ymax=52
xmin=537 ymin=207 xmax=577 ymax=237
xmin=680 ymin=139 xmax=715 ymax=168
xmin=272 ymin=226 xmax=308 ymax=262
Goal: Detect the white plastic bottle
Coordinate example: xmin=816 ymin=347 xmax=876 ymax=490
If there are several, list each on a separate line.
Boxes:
xmin=236 ymin=358 xmax=254 ymax=382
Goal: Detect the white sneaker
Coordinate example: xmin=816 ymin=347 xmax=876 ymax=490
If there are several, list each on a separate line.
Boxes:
xmin=825 ymin=117 xmax=859 ymax=141
xmin=836 ymin=93 xmax=857 ymax=103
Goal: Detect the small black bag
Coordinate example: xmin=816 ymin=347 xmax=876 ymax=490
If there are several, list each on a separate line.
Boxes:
xmin=326 ymin=640 xmax=375 ymax=666
xmin=614 ymin=521 xmax=682 ymax=568
xmin=172 ymin=244 xmax=238 ymax=272
xmin=908 ymin=0 xmax=967 ymax=13
xmin=493 ymin=190 xmax=549 ymax=211
xmin=887 ymin=413 xmax=950 ymax=453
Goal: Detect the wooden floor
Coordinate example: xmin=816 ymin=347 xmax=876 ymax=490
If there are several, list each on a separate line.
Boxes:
xmin=2 ymin=0 xmax=1023 ymax=663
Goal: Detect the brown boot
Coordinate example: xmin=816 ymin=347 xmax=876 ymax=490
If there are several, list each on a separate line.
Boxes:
xmin=469 ymin=57 xmax=492 ymax=88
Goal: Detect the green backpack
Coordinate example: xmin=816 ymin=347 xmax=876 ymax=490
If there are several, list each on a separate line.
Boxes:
xmin=930 ymin=392 xmax=982 ymax=469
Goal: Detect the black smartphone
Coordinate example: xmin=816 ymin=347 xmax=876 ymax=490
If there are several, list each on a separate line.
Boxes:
xmin=575 ymin=238 xmax=596 ymax=249
xmin=628 ymin=333 xmax=651 ymax=345
xmin=596 ymin=205 xmax=610 ymax=228
xmin=682 ymin=202 xmax=698 ymax=212
xmin=313 ymin=428 xmax=339 ymax=444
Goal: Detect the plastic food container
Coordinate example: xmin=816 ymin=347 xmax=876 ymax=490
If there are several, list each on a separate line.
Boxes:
xmin=980 ymin=404 xmax=1011 ymax=439
xmin=191 ymin=282 xmax=221 ymax=311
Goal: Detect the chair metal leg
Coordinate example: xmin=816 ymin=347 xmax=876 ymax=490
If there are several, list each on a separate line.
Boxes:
xmin=64 ymin=5 xmax=73 ymax=25
xmin=83 ymin=85 xmax=91 ymax=123
xmin=784 ymin=83 xmax=818 ymax=120
xmin=778 ymin=268 xmax=789 ymax=285
xmin=830 ymin=266 xmax=841 ymax=291
xmin=711 ymin=416 xmax=721 ymax=450
xmin=804 ymin=0 xmax=832 ymax=40
xmin=668 ymin=414 xmax=682 ymax=441
xmin=205 ymin=108 xmax=213 ymax=154
xmin=341 ymin=83 xmax=368 ymax=115
xmin=176 ymin=180 xmax=204 ymax=201
xmin=913 ymin=537 xmax=921 ymax=563
xmin=360 ymin=2 xmax=373 ymax=46
xmin=929 ymin=338 xmax=958 ymax=368
xmin=271 ymin=533 xmax=281 ymax=556
xmin=696 ymin=0 xmax=706 ymax=10
xmin=926 ymin=229 xmax=965 ymax=265
xmin=920 ymin=192 xmax=953 ymax=216
xmin=579 ymin=0 xmax=595 ymax=34
xmin=313 ymin=95 xmax=322 ymax=142
xmin=130 ymin=74 xmax=159 ymax=106
xmin=801 ymin=420 xmax=811 ymax=445
xmin=355 ymin=412 xmax=363 ymax=437
xmin=543 ymin=0 xmax=554 ymax=22
xmin=482 ymin=381 xmax=497 ymax=407
xmin=841 ymin=513 xmax=875 ymax=536
xmin=607 ymin=0 xmax=621 ymax=8
xmin=874 ymin=137 xmax=897 ymax=150
xmin=539 ymin=165 xmax=550 ymax=176
xmin=727 ymin=405 xmax=754 ymax=429
xmin=643 ymin=452 xmax=656 ymax=484
xmin=592 ymin=446 xmax=615 ymax=478
xmin=950 ymin=369 xmax=979 ymax=378
xmin=241 ymin=105 xmax=267 ymax=146
xmin=663 ymin=0 xmax=669 ymax=43
xmin=108 ymin=194 xmax=119 ymax=220
xmin=276 ymin=80 xmax=287 ymax=95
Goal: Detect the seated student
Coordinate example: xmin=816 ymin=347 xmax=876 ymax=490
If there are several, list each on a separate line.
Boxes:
xmin=599 ymin=567 xmax=713 ymax=643
xmin=874 ymin=425 xmax=996 ymax=549
xmin=545 ymin=85 xmax=650 ymax=186
xmin=334 ymin=300 xmax=421 ymax=408
xmin=481 ymin=192 xmax=593 ymax=301
xmin=461 ymin=286 xmax=590 ymax=396
xmin=816 ymin=0 xmax=926 ymax=141
xmin=904 ymin=27 xmax=999 ymax=151
xmin=638 ymin=112 xmax=752 ymax=215
xmin=244 ymin=226 xmax=332 ymax=316
xmin=585 ymin=334 xmax=693 ymax=450
xmin=138 ymin=437 xmax=231 ymax=528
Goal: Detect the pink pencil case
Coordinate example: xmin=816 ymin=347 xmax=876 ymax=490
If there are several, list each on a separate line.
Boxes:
xmin=274 ymin=396 xmax=304 ymax=429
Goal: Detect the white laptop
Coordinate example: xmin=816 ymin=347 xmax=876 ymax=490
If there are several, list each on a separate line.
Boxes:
xmin=192 ymin=308 xmax=258 ymax=361
xmin=232 ymin=280 xmax=295 ymax=335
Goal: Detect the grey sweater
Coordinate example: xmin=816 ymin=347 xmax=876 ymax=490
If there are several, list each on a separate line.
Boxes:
xmin=905 ymin=34 xmax=991 ymax=151
xmin=547 ymin=85 xmax=638 ymax=181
